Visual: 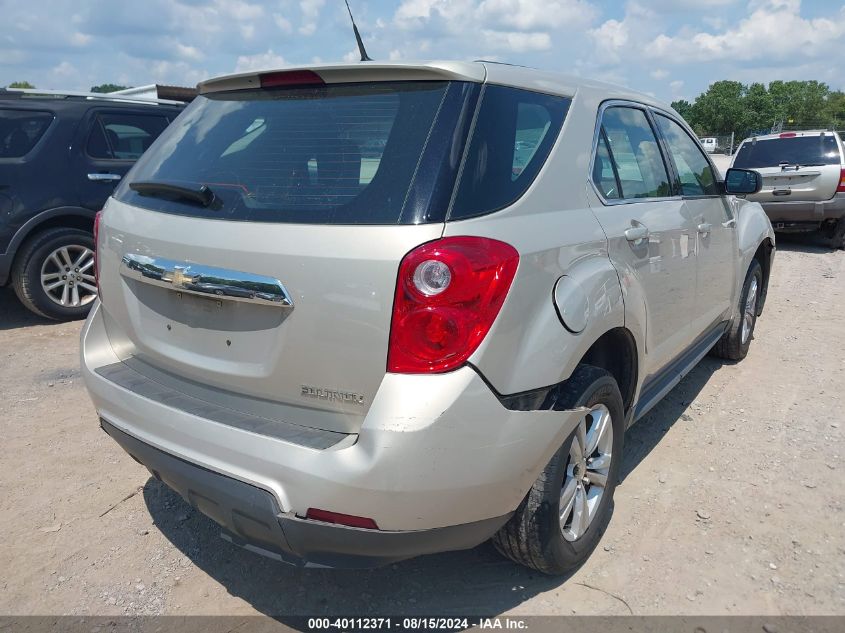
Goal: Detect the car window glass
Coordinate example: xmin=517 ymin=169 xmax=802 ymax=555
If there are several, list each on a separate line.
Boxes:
xmin=450 ymin=86 xmax=570 ymax=219
xmin=600 ymin=107 xmax=671 ymax=200
xmin=117 ymin=81 xmax=476 ymax=224
xmin=87 ymin=113 xmax=170 ymax=160
xmin=733 ymin=135 xmax=841 ymax=168
xmin=0 ymin=109 xmax=53 ymax=158
xmin=655 ymin=114 xmax=719 ymax=196
xmin=592 ymin=132 xmax=620 ymax=199
xmin=512 ymin=102 xmax=551 ymax=181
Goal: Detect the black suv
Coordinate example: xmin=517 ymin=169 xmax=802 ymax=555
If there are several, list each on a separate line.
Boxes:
xmin=0 ymin=89 xmax=183 ymax=319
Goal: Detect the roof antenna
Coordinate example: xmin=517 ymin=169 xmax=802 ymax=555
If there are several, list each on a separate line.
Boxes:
xmin=344 ymin=0 xmax=372 ymax=61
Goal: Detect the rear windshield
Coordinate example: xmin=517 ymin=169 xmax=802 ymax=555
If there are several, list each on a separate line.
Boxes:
xmin=0 ymin=109 xmax=53 ymax=158
xmin=733 ymin=135 xmax=841 ymax=168
xmin=116 ymin=81 xmax=475 ymax=224
xmin=116 ymin=80 xmax=570 ymax=224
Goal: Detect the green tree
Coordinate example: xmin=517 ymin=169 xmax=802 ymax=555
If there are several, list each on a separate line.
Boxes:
xmin=689 ymin=80 xmax=746 ymax=137
xmin=768 ymin=80 xmax=829 ymax=128
xmin=90 ymin=83 xmax=130 ymax=93
xmin=740 ymin=82 xmax=774 ymax=134
xmin=822 ymin=90 xmax=845 ymax=128
xmin=670 ymin=99 xmax=694 ymax=122
xmin=7 ymin=81 xmax=35 ymax=89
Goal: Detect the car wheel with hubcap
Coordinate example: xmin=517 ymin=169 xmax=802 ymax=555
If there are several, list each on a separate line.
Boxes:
xmin=11 ymin=227 xmax=97 ymax=321
xmin=492 ymin=364 xmax=624 ymax=575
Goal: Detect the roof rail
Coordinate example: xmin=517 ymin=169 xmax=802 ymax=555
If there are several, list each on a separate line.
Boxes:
xmin=0 ymin=88 xmax=183 ymax=106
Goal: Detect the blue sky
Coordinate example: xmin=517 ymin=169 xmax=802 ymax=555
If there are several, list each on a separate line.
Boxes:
xmin=2 ymin=0 xmax=844 ymax=102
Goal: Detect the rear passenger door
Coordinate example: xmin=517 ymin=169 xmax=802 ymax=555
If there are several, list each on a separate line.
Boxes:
xmin=587 ymin=103 xmax=696 ymax=380
xmin=653 ymin=113 xmax=736 ymax=337
xmin=74 ymin=109 xmax=171 ymax=211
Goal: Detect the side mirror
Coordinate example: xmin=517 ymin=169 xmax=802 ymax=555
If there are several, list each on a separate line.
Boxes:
xmin=724 ymin=168 xmax=762 ymax=195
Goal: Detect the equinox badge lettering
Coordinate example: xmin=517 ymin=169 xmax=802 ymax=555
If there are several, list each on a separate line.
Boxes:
xmin=301 ymin=385 xmax=365 ymax=405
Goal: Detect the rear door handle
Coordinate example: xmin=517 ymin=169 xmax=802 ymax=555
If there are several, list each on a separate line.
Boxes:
xmin=697 ymin=222 xmax=712 ymax=235
xmin=624 ymin=226 xmax=649 ymax=242
xmin=88 ymin=173 xmax=122 ymax=182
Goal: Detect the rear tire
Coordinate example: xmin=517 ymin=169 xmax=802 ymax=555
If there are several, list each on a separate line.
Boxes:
xmin=11 ymin=227 xmax=97 ymax=321
xmin=492 ymin=365 xmax=624 ymax=575
xmin=711 ymin=259 xmax=763 ymax=361
xmin=822 ymin=218 xmax=845 ymax=250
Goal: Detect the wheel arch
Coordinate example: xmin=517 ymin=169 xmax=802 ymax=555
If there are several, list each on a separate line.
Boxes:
xmin=579 ymin=327 xmax=638 ymax=415
xmin=8 ymin=207 xmax=96 ymax=266
xmin=752 ymin=237 xmax=775 ymax=316
xmin=735 ymin=199 xmax=776 ymax=312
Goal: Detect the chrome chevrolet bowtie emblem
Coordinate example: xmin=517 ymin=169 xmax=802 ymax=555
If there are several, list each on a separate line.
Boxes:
xmin=171 ymin=267 xmax=193 ymax=288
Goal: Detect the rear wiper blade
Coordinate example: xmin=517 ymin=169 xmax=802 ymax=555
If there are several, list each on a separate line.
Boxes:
xmin=129 ymin=181 xmax=216 ymax=207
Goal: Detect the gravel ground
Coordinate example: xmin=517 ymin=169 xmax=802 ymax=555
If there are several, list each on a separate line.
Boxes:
xmin=0 ymin=235 xmax=843 ymax=618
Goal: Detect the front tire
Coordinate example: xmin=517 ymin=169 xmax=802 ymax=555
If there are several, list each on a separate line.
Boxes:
xmin=11 ymin=227 xmax=97 ymax=321
xmin=711 ymin=259 xmax=763 ymax=361
xmin=492 ymin=365 xmax=625 ymax=575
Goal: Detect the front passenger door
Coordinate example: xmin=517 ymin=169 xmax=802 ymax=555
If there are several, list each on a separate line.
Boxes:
xmin=653 ymin=113 xmax=737 ymax=338
xmin=587 ymin=104 xmax=697 ymax=381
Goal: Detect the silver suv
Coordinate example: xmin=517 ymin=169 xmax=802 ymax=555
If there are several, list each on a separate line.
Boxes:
xmin=731 ymin=130 xmax=845 ymax=248
xmin=81 ymin=61 xmax=775 ymax=574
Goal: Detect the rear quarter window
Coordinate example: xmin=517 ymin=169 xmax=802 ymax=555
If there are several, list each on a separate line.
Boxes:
xmin=0 ymin=109 xmax=53 ymax=158
xmin=448 ymin=86 xmax=570 ymax=220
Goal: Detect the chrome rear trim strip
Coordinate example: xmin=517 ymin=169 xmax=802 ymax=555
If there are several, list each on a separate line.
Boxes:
xmin=120 ymin=253 xmax=293 ymax=308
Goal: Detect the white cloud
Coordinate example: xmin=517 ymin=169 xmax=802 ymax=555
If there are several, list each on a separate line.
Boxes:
xmin=70 ymin=32 xmax=91 ymax=47
xmin=650 ymin=68 xmax=669 ymax=80
xmin=52 ymin=61 xmax=76 ymax=77
xmin=589 ymin=19 xmax=628 ymax=63
xmin=274 ymin=14 xmax=293 ymax=34
xmin=216 ymin=0 xmax=264 ymax=21
xmin=176 ymin=44 xmax=204 ymax=62
xmin=482 ymin=29 xmax=551 ymax=52
xmin=240 ymin=23 xmax=256 ymax=39
xmin=234 ymin=49 xmax=286 ymax=72
xmin=477 ymin=0 xmax=596 ymax=30
xmin=645 ymin=0 xmax=845 ymax=63
xmin=299 ymin=0 xmax=325 ymax=36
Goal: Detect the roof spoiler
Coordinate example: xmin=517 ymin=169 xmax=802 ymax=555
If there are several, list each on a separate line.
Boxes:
xmin=197 ymin=62 xmax=486 ymax=95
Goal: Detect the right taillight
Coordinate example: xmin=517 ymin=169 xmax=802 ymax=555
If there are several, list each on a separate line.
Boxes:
xmin=387 ymin=236 xmax=519 ymax=374
xmin=93 ymin=210 xmax=102 ymax=290
xmin=838 ymin=168 xmax=845 ymax=193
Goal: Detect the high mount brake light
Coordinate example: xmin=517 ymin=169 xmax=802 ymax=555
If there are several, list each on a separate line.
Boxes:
xmin=259 ymin=70 xmax=324 ymax=88
xmin=388 ymin=236 xmax=519 ymax=374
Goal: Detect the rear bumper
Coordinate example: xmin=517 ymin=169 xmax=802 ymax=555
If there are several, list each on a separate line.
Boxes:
xmin=759 ymin=192 xmax=845 ymax=224
xmin=82 ymin=301 xmax=583 ymax=563
xmin=103 ymin=419 xmax=509 ymax=568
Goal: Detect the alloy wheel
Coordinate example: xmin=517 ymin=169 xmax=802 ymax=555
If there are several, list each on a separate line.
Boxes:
xmin=40 ymin=245 xmax=97 ymax=308
xmin=559 ymin=404 xmax=614 ymax=542
xmin=741 ymin=276 xmax=758 ymax=345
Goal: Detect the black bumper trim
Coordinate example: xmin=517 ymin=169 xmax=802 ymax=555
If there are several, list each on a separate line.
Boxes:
xmin=101 ymin=419 xmax=511 ymax=568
